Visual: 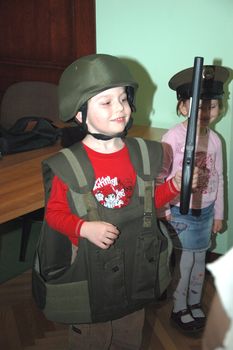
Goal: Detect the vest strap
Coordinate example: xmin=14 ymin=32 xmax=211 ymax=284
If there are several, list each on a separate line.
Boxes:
xmin=69 ymin=189 xmax=87 ymax=217
xmin=143 ymin=180 xmax=153 ymax=228
xmin=133 ymin=138 xmax=153 ymax=228
xmin=83 ymin=193 xmax=99 ymax=221
xmin=60 ymin=148 xmax=87 ymax=187
xmin=60 ymin=148 xmax=99 ymax=220
xmin=134 ymin=137 xmax=150 ymax=175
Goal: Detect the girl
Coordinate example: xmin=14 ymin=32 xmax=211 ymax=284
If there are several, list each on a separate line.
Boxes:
xmin=160 ymin=64 xmax=229 ymax=333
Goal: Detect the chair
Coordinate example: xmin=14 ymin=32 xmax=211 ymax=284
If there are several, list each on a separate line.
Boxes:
xmin=0 ymin=81 xmax=59 ymax=128
xmin=0 ymin=81 xmax=59 ymax=261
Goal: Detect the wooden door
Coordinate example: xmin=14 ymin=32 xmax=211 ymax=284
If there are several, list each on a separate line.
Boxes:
xmin=0 ymin=0 xmax=96 ymax=101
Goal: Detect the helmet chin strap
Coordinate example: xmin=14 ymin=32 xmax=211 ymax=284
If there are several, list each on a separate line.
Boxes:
xmin=87 ymin=117 xmax=133 ymax=141
xmin=87 ymin=129 xmax=127 ymax=141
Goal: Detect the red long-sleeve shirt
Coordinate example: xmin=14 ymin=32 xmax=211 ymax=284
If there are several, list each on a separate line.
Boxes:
xmin=46 ymin=143 xmax=179 ymax=245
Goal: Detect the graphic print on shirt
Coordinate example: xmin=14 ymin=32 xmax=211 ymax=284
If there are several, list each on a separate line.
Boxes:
xmin=93 ymin=176 xmax=133 ymax=208
xmin=195 ymin=152 xmax=217 ymax=194
xmin=177 ymin=140 xmax=217 ymax=196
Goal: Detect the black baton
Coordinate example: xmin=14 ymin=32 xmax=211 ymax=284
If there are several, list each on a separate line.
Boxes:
xmin=180 ymin=56 xmax=204 ymax=214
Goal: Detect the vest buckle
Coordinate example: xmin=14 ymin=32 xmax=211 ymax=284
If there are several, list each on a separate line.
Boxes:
xmin=143 ymin=211 xmax=152 ymax=228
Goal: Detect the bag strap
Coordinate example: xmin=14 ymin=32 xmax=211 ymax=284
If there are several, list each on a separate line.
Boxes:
xmin=9 ymin=116 xmax=54 ymax=133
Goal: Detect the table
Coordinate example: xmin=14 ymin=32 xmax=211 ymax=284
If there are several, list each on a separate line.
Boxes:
xmin=0 ymin=125 xmax=166 ymax=225
xmin=0 ymin=144 xmax=61 ymax=225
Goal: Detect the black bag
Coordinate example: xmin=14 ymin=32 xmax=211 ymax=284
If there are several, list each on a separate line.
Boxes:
xmin=0 ymin=116 xmax=62 ymax=157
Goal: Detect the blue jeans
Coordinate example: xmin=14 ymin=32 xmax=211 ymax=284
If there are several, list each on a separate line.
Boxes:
xmin=168 ymin=204 xmax=214 ymax=252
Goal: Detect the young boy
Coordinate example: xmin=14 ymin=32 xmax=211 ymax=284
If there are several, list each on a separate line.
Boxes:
xmin=32 ymin=54 xmax=194 ymax=349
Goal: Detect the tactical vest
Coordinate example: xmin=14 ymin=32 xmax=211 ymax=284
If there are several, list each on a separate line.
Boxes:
xmin=32 ymin=137 xmax=172 ymax=324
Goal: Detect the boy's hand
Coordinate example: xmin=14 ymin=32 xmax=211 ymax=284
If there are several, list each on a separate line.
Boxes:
xmin=80 ymin=221 xmax=120 ymax=249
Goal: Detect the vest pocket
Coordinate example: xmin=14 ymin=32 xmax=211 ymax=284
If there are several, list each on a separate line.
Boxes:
xmin=92 ymin=248 xmax=128 ymax=316
xmin=32 ymin=269 xmax=92 ymax=324
xmin=132 ymin=234 xmax=160 ymax=300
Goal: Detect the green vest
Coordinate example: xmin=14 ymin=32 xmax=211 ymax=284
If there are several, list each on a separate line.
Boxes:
xmin=32 ymin=137 xmax=172 ymax=324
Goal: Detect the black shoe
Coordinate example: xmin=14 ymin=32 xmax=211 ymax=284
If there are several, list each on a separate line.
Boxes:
xmin=170 ymin=309 xmax=204 ymax=333
xmin=188 ymin=303 xmax=206 ymax=326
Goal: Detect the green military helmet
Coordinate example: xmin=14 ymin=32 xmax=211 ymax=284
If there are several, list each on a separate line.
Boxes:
xmin=58 ymin=54 xmax=138 ymax=122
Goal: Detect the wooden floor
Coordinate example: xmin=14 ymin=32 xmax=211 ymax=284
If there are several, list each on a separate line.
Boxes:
xmin=0 ymin=269 xmax=215 ymax=350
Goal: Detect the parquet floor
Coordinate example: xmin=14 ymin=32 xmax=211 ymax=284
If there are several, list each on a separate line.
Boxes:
xmin=0 ymin=269 xmax=215 ymax=350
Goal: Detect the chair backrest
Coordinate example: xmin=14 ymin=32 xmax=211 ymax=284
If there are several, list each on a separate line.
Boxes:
xmin=0 ymin=81 xmax=59 ymax=129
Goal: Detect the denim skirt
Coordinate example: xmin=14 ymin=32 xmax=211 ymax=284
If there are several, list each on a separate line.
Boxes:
xmin=168 ymin=203 xmax=214 ymax=252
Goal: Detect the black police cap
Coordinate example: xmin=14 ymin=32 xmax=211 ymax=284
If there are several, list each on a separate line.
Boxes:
xmin=169 ymin=65 xmax=230 ymax=100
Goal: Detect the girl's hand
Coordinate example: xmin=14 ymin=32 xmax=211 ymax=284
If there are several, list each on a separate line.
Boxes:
xmin=80 ymin=221 xmax=120 ymax=249
xmin=192 ymin=167 xmax=199 ymax=190
xmin=212 ymin=219 xmax=223 ymax=234
xmin=172 ymin=167 xmax=199 ymax=192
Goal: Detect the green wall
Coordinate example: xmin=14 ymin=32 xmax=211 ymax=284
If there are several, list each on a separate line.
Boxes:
xmin=96 ymin=0 xmax=233 ymax=254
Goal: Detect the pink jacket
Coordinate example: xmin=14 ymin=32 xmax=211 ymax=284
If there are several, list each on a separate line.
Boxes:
xmin=158 ymin=122 xmax=224 ymax=220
